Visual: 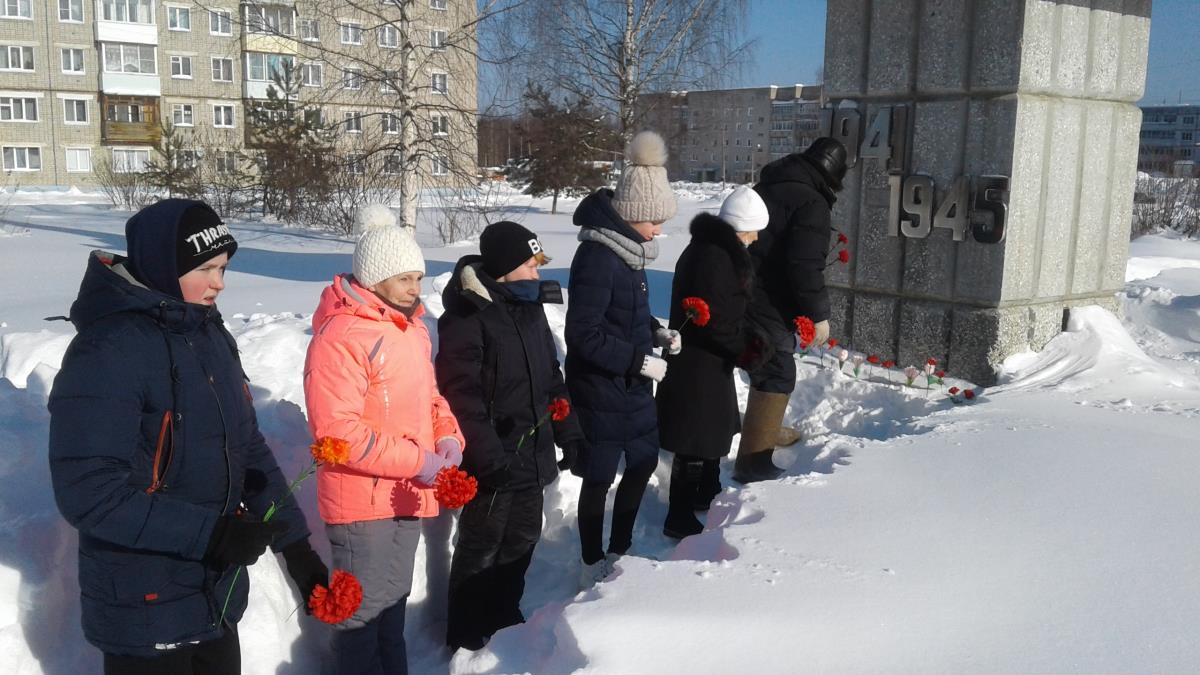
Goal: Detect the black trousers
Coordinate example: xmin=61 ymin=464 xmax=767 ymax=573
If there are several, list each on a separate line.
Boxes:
xmin=577 ymin=458 xmax=656 ymax=565
xmin=446 ymin=485 xmax=543 ymax=649
xmin=103 ymin=625 xmax=239 ymax=675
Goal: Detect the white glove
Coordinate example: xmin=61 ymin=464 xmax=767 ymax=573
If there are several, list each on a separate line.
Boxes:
xmin=639 ymin=355 xmax=668 ymax=382
xmin=813 ymin=320 xmax=830 ymax=348
xmin=655 ymin=328 xmax=682 ymax=355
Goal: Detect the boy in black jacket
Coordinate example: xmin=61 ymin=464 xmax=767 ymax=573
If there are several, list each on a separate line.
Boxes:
xmin=436 ymin=221 xmax=585 ymax=651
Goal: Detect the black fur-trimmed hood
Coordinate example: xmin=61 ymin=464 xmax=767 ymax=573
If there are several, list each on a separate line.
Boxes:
xmin=689 ymin=212 xmax=754 ymax=287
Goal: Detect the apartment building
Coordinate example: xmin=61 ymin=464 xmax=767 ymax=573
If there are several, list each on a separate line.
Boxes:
xmin=637 ymin=84 xmax=823 ymax=183
xmin=0 ymin=0 xmax=477 ymax=187
xmin=1138 ymin=104 xmax=1199 ymax=177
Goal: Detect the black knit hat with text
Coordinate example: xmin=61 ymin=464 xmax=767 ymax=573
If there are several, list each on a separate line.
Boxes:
xmin=480 ymin=221 xmax=548 ymax=278
xmin=176 ymin=204 xmax=237 ymax=276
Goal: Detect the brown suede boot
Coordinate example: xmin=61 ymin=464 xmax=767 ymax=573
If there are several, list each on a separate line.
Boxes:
xmin=732 ymin=390 xmax=789 ymax=484
xmin=776 ymin=425 xmax=802 ymax=447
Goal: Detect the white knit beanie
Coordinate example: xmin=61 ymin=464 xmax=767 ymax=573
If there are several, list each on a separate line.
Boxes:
xmin=612 ymin=131 xmax=677 ymax=224
xmin=718 ymin=185 xmax=770 ymax=232
xmin=352 ymin=203 xmax=425 ymax=287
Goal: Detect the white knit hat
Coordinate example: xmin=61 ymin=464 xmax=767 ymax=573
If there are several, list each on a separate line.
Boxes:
xmin=612 ymin=131 xmax=677 ymax=224
xmin=352 ymin=203 xmax=425 ymax=287
xmin=718 ymin=185 xmax=770 ymax=232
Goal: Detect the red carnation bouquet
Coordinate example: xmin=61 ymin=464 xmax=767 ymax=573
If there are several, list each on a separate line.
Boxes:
xmin=218 ymin=436 xmax=350 ymax=625
xmin=433 ymin=467 xmax=478 ymax=509
xmin=309 ymin=569 xmax=363 ymax=624
xmin=678 ymin=297 xmax=711 ymax=328
xmin=794 ymin=315 xmax=817 ymax=352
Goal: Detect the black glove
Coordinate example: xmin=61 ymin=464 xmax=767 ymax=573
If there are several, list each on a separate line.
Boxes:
xmin=282 ymin=540 xmax=328 ymax=611
xmin=558 ymin=440 xmax=587 ymax=472
xmin=243 ymin=468 xmax=268 ymax=500
xmin=476 ymin=464 xmax=511 ymax=491
xmin=204 ymin=514 xmax=286 ymax=568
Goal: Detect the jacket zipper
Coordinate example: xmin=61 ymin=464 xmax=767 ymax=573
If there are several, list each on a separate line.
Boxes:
xmin=145 ymin=410 xmax=175 ymax=494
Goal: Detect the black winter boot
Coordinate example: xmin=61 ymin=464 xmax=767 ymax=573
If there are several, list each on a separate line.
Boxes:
xmin=692 ymin=459 xmax=721 ymax=510
xmin=663 ymin=456 xmax=704 ymax=539
xmin=732 ymin=448 xmax=786 ymax=484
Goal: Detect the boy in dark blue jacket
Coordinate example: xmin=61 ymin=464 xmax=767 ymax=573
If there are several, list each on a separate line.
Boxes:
xmin=48 ymin=199 xmax=326 ymax=673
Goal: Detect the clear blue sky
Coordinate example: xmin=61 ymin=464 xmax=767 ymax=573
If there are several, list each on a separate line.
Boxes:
xmin=744 ymin=0 xmax=1200 ymax=104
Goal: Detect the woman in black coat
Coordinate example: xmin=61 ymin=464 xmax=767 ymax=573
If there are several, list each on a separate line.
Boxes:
xmin=656 ymin=186 xmax=770 ymax=538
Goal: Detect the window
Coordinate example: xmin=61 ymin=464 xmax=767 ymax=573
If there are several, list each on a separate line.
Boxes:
xmin=59 ymin=0 xmax=82 ymax=21
xmin=301 ymin=62 xmax=322 ymax=87
xmin=167 ymin=6 xmax=189 ymax=30
xmin=176 ymin=149 xmax=199 ymax=169
xmin=214 ymin=151 xmax=238 ymax=173
xmin=101 ymin=0 xmax=152 ymax=23
xmin=2 ymin=0 xmax=31 ymax=19
xmin=430 ymin=0 xmax=447 ymax=9
xmin=432 ymin=72 xmax=447 ymax=94
xmin=381 ymin=113 xmax=398 ymax=134
xmin=213 ymin=104 xmax=235 ymax=128
xmin=380 ymin=69 xmax=397 ymax=93
xmin=1184 ymin=116 xmax=1196 ymax=125
xmin=300 ymin=18 xmax=318 ymax=41
xmin=63 ymin=98 xmax=87 ymax=123
xmin=106 ymin=101 xmax=142 ymax=123
xmin=378 ymin=25 xmax=397 ymax=48
xmin=172 ymin=103 xmax=193 ymax=126
xmin=343 ymin=111 xmax=361 ymax=133
xmin=246 ymin=5 xmax=293 ymax=35
xmin=1 ymin=45 xmax=34 ymax=71
xmin=383 ymin=153 xmax=401 ymax=174
xmin=211 ymin=57 xmax=233 ymax=82
xmin=103 ymin=43 xmax=156 ymax=74
xmin=340 ymin=22 xmax=362 ymax=45
xmin=343 ymin=68 xmax=361 ymax=90
xmin=2 ymin=146 xmax=39 ymax=170
xmin=209 ymin=9 xmax=230 ymax=35
xmin=431 ymin=155 xmax=448 ymax=176
xmin=430 ymin=29 xmax=446 ymax=51
xmin=65 ymin=147 xmax=91 ymax=172
xmin=1183 ymin=132 xmax=1194 ymax=142
xmin=112 ymin=148 xmax=149 ymax=172
xmin=60 ymin=48 xmax=83 ymax=73
xmin=346 ymin=154 xmax=364 ymax=175
xmin=170 ymin=55 xmax=192 ymax=78
xmin=305 ymin=107 xmax=324 ymax=127
xmin=246 ymin=53 xmax=293 ymax=82
xmin=0 ymin=97 xmax=37 ymax=121
xmin=431 ymin=114 xmax=448 ymax=136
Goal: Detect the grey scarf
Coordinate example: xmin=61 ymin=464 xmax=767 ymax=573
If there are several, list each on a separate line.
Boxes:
xmin=577 ymin=227 xmax=659 ymax=270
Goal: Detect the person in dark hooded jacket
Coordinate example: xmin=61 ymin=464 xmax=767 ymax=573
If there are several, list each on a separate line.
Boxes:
xmin=566 ymin=131 xmax=681 ymax=586
xmin=48 ymin=199 xmax=327 ymax=673
xmin=734 ymin=137 xmax=848 ymax=483
xmin=436 ymin=221 xmax=585 ymax=651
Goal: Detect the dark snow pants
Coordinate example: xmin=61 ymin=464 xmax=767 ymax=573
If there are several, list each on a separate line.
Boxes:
xmin=446 ymin=485 xmax=543 ymax=650
xmin=103 ymin=625 xmax=239 ymax=674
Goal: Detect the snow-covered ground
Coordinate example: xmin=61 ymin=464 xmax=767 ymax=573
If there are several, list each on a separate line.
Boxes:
xmin=1 ymin=190 xmax=1198 ymax=673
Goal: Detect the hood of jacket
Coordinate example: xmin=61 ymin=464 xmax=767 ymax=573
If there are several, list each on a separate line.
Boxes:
xmin=756 ymin=153 xmax=838 ymax=207
xmin=69 ymin=250 xmax=216 ymax=334
xmin=689 ymin=213 xmax=754 ymax=288
xmin=573 ymin=188 xmax=648 ymax=242
xmin=312 ymin=273 xmax=425 ymax=333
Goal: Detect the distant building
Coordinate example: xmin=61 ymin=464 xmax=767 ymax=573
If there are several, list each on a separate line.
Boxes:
xmin=1138 ymin=105 xmax=1199 ymax=177
xmin=638 ymin=84 xmax=823 ymax=183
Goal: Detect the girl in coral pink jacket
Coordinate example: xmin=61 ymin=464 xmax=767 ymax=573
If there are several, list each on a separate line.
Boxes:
xmin=303 ymin=205 xmax=464 ymax=674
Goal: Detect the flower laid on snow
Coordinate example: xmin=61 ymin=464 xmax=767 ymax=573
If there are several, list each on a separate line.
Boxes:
xmin=851 ymin=353 xmax=865 ymax=377
xmin=867 ymin=355 xmax=880 ymax=365
xmin=433 ymin=466 xmax=478 ymax=509
xmin=935 ymin=370 xmax=945 ymax=379
xmin=679 ymin=297 xmax=711 ymax=328
xmin=883 ymin=360 xmax=895 ymax=369
xmin=309 ymin=569 xmax=363 ymax=624
xmin=903 ymin=366 xmax=919 ymax=387
xmin=548 ymin=398 xmax=571 ymax=422
xmin=794 ymin=316 xmax=816 ymax=351
xmin=836 ymin=348 xmax=849 ymax=364
xmin=827 ymin=338 xmax=838 ymax=348
xmin=949 ymin=387 xmax=960 ymax=395
xmin=964 ymin=389 xmax=976 ymax=400
xmin=948 ymin=387 xmax=978 ymax=405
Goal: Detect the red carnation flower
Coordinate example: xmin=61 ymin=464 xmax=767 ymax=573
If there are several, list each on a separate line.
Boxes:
xmin=838 ymin=249 xmax=850 ymax=264
xmin=964 ymin=389 xmax=975 ymax=400
xmin=827 ymin=338 xmax=838 ymax=348
xmin=867 ymin=355 xmax=880 ymax=364
xmin=309 ymin=570 xmax=363 ymax=625
xmin=793 ymin=316 xmax=816 ymax=348
xmin=949 ymin=387 xmax=960 ymax=395
xmin=837 ymin=232 xmax=848 ymax=245
xmin=548 ymin=398 xmax=570 ymax=422
xmin=433 ymin=467 xmax=478 ymax=509
xmin=926 ymin=358 xmax=937 ymax=366
xmin=681 ymin=297 xmax=711 ymax=327
xmin=883 ymin=360 xmax=895 ymax=368
xmin=935 ymin=370 xmax=945 ymax=379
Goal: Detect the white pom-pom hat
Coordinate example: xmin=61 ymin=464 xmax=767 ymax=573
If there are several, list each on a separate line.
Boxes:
xmin=612 ymin=130 xmax=677 ymax=224
xmin=352 ymin=203 xmax=425 ymax=287
xmin=718 ymin=185 xmax=770 ymax=232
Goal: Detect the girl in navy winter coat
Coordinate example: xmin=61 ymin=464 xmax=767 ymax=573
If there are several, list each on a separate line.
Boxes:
xmin=565 ymin=131 xmax=681 ymax=585
xmin=48 ymin=200 xmax=326 ymax=673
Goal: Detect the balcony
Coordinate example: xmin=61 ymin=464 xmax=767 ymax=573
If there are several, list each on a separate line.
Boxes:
xmin=96 ymin=21 xmax=157 ymax=45
xmin=100 ymin=95 xmax=160 ymax=146
xmin=100 ymin=72 xmax=160 ymax=97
